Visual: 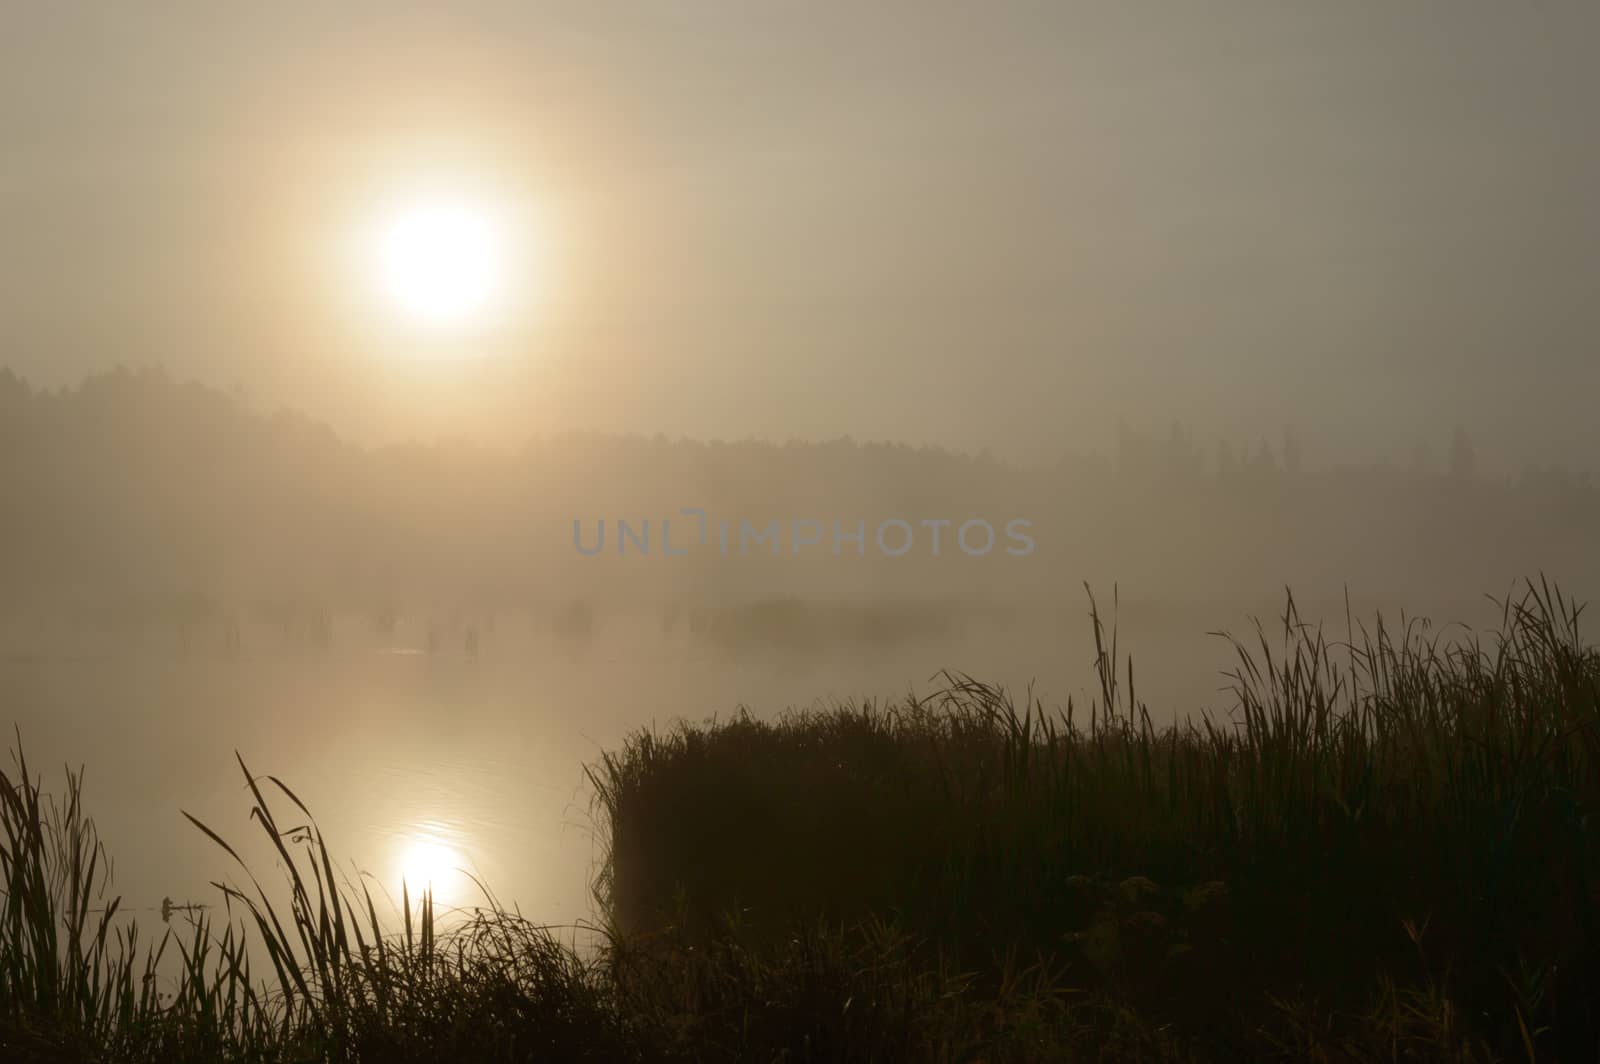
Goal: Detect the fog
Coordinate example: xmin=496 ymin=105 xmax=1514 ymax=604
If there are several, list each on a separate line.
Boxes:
xmin=3 ymin=2 xmax=1600 ymax=943
xmin=5 ymin=2 xmax=1600 ymax=463
xmin=3 ymin=366 xmax=1597 ymax=924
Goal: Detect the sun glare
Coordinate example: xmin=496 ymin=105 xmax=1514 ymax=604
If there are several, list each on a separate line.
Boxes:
xmin=394 ymin=828 xmax=471 ymax=904
xmin=374 ymin=199 xmax=507 ymax=328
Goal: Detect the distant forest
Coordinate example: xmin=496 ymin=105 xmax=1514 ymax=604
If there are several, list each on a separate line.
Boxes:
xmin=2 ymin=367 xmax=1597 ymax=623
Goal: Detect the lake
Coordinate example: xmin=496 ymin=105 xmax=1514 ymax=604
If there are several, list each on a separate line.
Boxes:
xmin=0 ymin=592 xmax=1500 ymax=935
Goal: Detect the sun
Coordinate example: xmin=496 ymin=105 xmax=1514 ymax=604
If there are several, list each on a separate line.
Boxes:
xmin=373 ymin=199 xmax=507 ymax=328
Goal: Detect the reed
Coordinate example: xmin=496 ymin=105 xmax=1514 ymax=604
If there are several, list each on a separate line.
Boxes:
xmin=1 ymin=748 xmax=641 ymax=1062
xmin=590 ymin=577 xmax=1600 ymax=1059
xmin=2 ymin=577 xmax=1596 ymax=1059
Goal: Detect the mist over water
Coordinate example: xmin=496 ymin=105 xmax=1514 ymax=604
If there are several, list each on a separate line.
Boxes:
xmin=0 ymin=599 xmax=1485 ymax=928
xmin=0 ymin=377 xmax=1583 ymax=926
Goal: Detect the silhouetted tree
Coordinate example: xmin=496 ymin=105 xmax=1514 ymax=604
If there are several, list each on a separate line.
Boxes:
xmin=0 ymin=365 xmax=1598 ymax=634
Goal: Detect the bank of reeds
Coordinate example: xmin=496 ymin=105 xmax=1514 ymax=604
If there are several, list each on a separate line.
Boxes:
xmin=590 ymin=578 xmax=1600 ymax=1059
xmin=2 ymin=578 xmax=1596 ymax=1060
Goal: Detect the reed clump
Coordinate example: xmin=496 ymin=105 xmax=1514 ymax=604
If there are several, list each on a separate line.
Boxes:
xmin=1 ymin=748 xmax=651 ymax=1062
xmin=591 ymin=578 xmax=1600 ymax=1059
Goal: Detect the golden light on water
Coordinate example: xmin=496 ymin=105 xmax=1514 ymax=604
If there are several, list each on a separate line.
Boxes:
xmin=391 ymin=822 xmax=473 ymax=906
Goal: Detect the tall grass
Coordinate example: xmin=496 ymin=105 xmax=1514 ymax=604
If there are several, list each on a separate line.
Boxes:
xmin=0 ymin=746 xmax=168 ymax=1058
xmin=0 ymin=751 xmax=1104 ymax=1063
xmin=590 ymin=578 xmax=1600 ymax=1059
xmin=2 ymin=578 xmax=1596 ymax=1060
xmin=0 ymin=748 xmax=642 ymax=1062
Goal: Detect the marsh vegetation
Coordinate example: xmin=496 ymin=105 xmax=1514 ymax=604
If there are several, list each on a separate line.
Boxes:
xmin=3 ymin=580 xmax=1596 ymax=1061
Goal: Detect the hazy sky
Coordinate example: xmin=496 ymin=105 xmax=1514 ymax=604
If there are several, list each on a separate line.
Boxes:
xmin=3 ymin=1 xmax=1597 ymax=465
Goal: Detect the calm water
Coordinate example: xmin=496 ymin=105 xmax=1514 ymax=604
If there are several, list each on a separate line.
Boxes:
xmin=0 ymin=594 xmax=1499 ymax=933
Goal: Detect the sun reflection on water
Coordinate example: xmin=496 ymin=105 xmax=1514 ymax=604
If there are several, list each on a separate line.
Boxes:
xmin=390 ymin=821 xmax=473 ymax=908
